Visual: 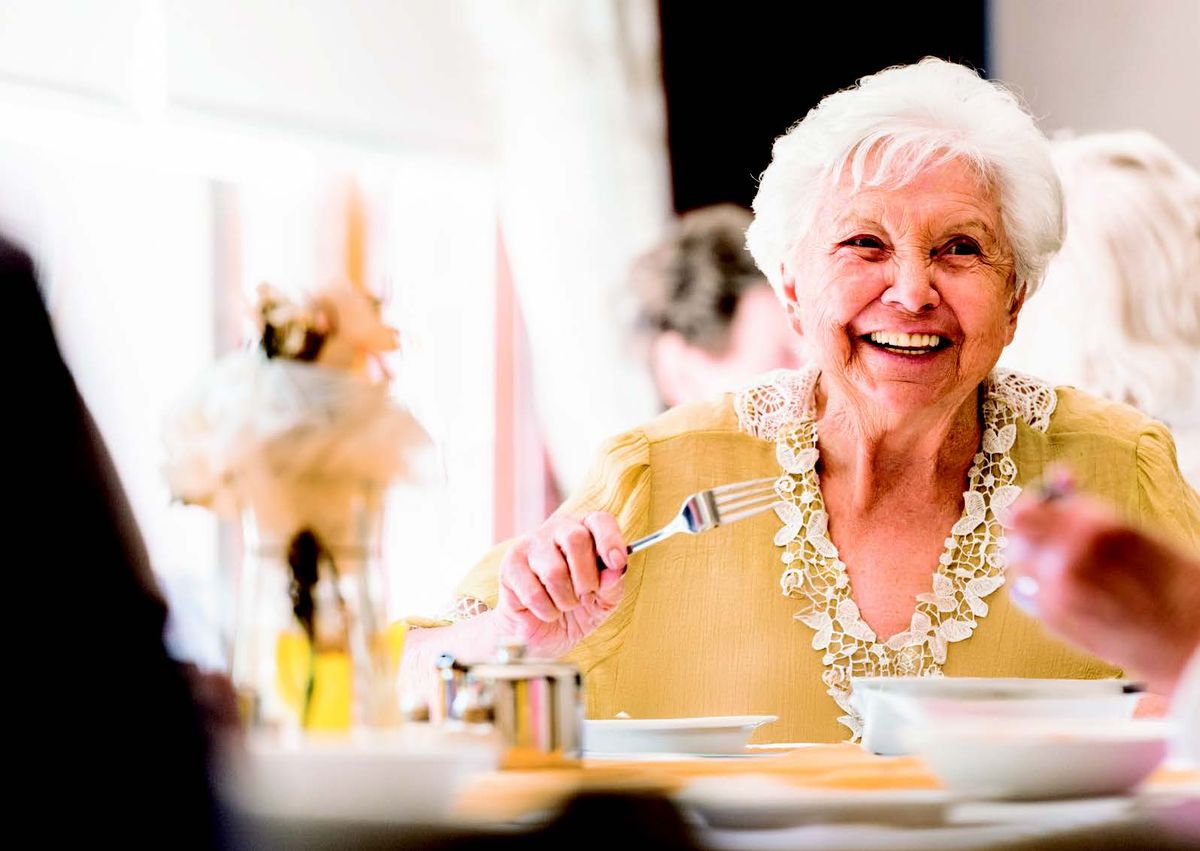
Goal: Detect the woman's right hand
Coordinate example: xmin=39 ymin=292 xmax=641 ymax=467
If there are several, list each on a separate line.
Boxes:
xmin=494 ymin=511 xmax=628 ymax=659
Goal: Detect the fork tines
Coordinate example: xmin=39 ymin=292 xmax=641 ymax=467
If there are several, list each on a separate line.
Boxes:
xmin=711 ymin=476 xmax=780 ymax=523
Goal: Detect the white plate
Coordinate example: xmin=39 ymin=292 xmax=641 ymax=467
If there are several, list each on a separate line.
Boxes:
xmin=676 ymin=775 xmax=954 ymax=829
xmin=583 ymin=715 xmax=778 ymax=755
xmin=585 ymin=750 xmax=787 ymax=761
xmin=909 ymin=719 xmax=1171 ymax=800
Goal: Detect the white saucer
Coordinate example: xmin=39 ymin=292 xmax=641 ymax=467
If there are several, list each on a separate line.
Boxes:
xmin=676 ymin=775 xmax=955 ymax=830
xmin=585 ymin=749 xmax=787 ymax=761
xmin=583 ymin=715 xmax=778 ymax=756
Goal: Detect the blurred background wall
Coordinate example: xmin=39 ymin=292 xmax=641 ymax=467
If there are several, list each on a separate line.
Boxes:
xmin=992 ymin=0 xmax=1200 ymax=168
xmin=0 ymin=0 xmax=1195 ymax=667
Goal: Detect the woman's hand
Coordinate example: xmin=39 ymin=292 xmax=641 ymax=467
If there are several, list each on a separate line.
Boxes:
xmin=494 ymin=512 xmax=628 ymax=659
xmin=1007 ymin=490 xmax=1200 ymax=695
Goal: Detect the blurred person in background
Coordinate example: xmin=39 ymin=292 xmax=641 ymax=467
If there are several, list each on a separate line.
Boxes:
xmin=630 ymin=204 xmax=801 ymax=408
xmin=401 ymin=59 xmax=1199 ymax=744
xmin=1002 ymin=131 xmax=1200 ymax=488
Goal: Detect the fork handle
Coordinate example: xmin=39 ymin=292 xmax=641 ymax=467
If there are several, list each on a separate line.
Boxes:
xmin=627 ymin=529 xmax=673 ymax=554
xmin=596 ymin=527 xmax=678 ymax=572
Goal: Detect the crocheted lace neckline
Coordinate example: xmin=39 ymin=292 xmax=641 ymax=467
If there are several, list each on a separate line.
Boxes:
xmin=734 ymin=365 xmax=1056 ymax=741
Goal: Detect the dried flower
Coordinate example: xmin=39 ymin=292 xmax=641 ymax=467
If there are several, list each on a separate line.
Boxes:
xmin=257 ymin=284 xmax=329 ymax=361
xmin=162 ymin=279 xmax=428 ymax=521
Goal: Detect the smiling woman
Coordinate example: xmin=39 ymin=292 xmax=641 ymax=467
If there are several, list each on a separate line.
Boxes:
xmin=786 ymin=159 xmax=1022 ymax=422
xmin=401 ymin=59 xmax=1200 ymax=744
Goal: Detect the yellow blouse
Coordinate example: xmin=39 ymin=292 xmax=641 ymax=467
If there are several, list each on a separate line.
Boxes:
xmin=449 ymin=370 xmax=1200 ymax=743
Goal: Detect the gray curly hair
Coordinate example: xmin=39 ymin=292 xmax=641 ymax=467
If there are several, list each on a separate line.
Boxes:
xmin=631 ymin=204 xmax=768 ymax=353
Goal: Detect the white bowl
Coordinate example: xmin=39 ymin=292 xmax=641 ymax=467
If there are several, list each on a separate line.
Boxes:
xmin=850 ymin=677 xmax=1138 ymax=756
xmin=583 ymin=715 xmax=777 ymax=756
xmin=907 ymin=720 xmax=1170 ymax=799
xmin=220 ymin=727 xmax=501 ymax=823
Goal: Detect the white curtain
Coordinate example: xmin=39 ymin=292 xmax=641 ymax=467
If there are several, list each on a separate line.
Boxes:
xmin=470 ymin=0 xmax=670 ymax=493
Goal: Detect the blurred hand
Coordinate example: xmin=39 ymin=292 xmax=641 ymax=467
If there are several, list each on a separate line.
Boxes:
xmin=495 ymin=512 xmax=628 ymax=658
xmin=1007 ymin=488 xmax=1200 ymax=695
xmin=180 ymin=663 xmax=242 ymax=739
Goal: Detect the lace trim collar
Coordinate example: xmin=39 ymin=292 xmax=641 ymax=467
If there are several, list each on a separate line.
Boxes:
xmin=735 ymin=365 xmax=1057 ymax=741
xmin=735 ymin=365 xmax=1056 ymax=440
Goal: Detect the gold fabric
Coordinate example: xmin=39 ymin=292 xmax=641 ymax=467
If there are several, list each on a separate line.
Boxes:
xmin=451 ymin=385 xmax=1200 ymax=743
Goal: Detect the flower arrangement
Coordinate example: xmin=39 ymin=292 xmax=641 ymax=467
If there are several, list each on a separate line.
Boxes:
xmin=164 ymin=280 xmax=428 ymax=729
xmin=164 ymin=280 xmax=427 ymax=521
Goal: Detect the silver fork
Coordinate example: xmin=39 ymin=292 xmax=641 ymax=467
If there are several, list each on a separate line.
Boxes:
xmin=615 ymin=476 xmax=781 ymax=561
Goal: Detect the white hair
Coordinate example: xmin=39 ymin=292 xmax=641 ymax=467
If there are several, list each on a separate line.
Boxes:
xmin=746 ymin=58 xmax=1064 ymax=299
xmin=1004 ymin=130 xmax=1200 ymax=430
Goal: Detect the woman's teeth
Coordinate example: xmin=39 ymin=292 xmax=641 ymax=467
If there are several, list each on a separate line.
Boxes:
xmin=866 ymin=331 xmax=945 ymax=353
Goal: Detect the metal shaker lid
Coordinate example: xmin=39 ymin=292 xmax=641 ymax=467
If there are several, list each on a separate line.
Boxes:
xmin=468 ymin=638 xmax=582 ymax=681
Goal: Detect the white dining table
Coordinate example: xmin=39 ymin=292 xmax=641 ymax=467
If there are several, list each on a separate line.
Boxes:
xmin=701 ymin=793 xmax=1200 ymax=850
xmin=224 ymin=739 xmax=1200 ymax=850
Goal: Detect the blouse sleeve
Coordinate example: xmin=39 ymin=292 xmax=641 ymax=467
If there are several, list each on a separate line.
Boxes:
xmin=1136 ymin=422 xmax=1200 ymax=551
xmin=448 ymin=428 xmax=653 ymax=614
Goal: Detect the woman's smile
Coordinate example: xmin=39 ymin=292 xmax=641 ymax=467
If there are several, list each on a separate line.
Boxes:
xmin=859 ymin=330 xmax=951 ymax=355
xmin=851 ymin=326 xmax=958 ymax=386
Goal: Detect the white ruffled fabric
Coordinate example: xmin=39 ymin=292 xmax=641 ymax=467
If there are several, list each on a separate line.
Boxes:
xmin=163 ymin=350 xmax=428 ymax=526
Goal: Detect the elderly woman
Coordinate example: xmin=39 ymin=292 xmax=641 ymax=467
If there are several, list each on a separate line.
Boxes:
xmin=402 ymin=59 xmax=1200 ymax=743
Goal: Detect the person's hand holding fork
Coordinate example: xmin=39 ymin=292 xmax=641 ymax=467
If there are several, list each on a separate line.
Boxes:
xmin=495 ymin=476 xmax=778 ymax=658
xmin=1006 ymin=470 xmax=1200 ymax=696
xmin=495 ymin=512 xmax=629 ymax=659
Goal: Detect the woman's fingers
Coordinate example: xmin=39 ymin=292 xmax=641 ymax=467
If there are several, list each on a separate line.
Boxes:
xmin=596 ymin=558 xmax=626 ymax=606
xmin=583 ymin=512 xmax=627 ymax=573
xmin=498 ymin=513 xmax=627 ymax=628
xmin=1009 ymin=497 xmax=1077 ymax=542
xmin=555 ymin=522 xmax=601 ymax=601
xmin=500 ymin=541 xmax=560 ymax=623
xmin=531 ymin=531 xmax=581 ymax=612
xmin=1011 ymin=496 xmax=1123 ymax=571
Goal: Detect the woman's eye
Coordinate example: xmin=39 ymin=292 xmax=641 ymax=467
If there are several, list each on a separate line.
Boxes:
xmin=942 ymin=239 xmax=981 ymax=256
xmin=844 ymin=236 xmax=885 ymax=249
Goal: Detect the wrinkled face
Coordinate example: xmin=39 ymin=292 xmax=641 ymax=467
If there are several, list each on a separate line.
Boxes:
xmin=781 ymin=157 xmax=1021 ymax=415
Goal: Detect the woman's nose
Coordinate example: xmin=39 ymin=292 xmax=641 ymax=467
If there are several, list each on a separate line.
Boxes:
xmin=881 ymin=253 xmax=941 ymax=313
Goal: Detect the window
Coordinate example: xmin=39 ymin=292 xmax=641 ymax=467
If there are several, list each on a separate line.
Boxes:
xmin=0 ymin=5 xmax=506 ymax=664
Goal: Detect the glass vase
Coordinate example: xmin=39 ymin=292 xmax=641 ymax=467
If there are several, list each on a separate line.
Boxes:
xmin=230 ymin=476 xmax=402 ymax=732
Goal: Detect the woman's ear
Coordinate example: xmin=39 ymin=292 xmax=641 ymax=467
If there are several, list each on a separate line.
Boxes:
xmin=780 ymin=269 xmax=805 ymax=338
xmin=1004 ymin=278 xmax=1027 ymax=343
